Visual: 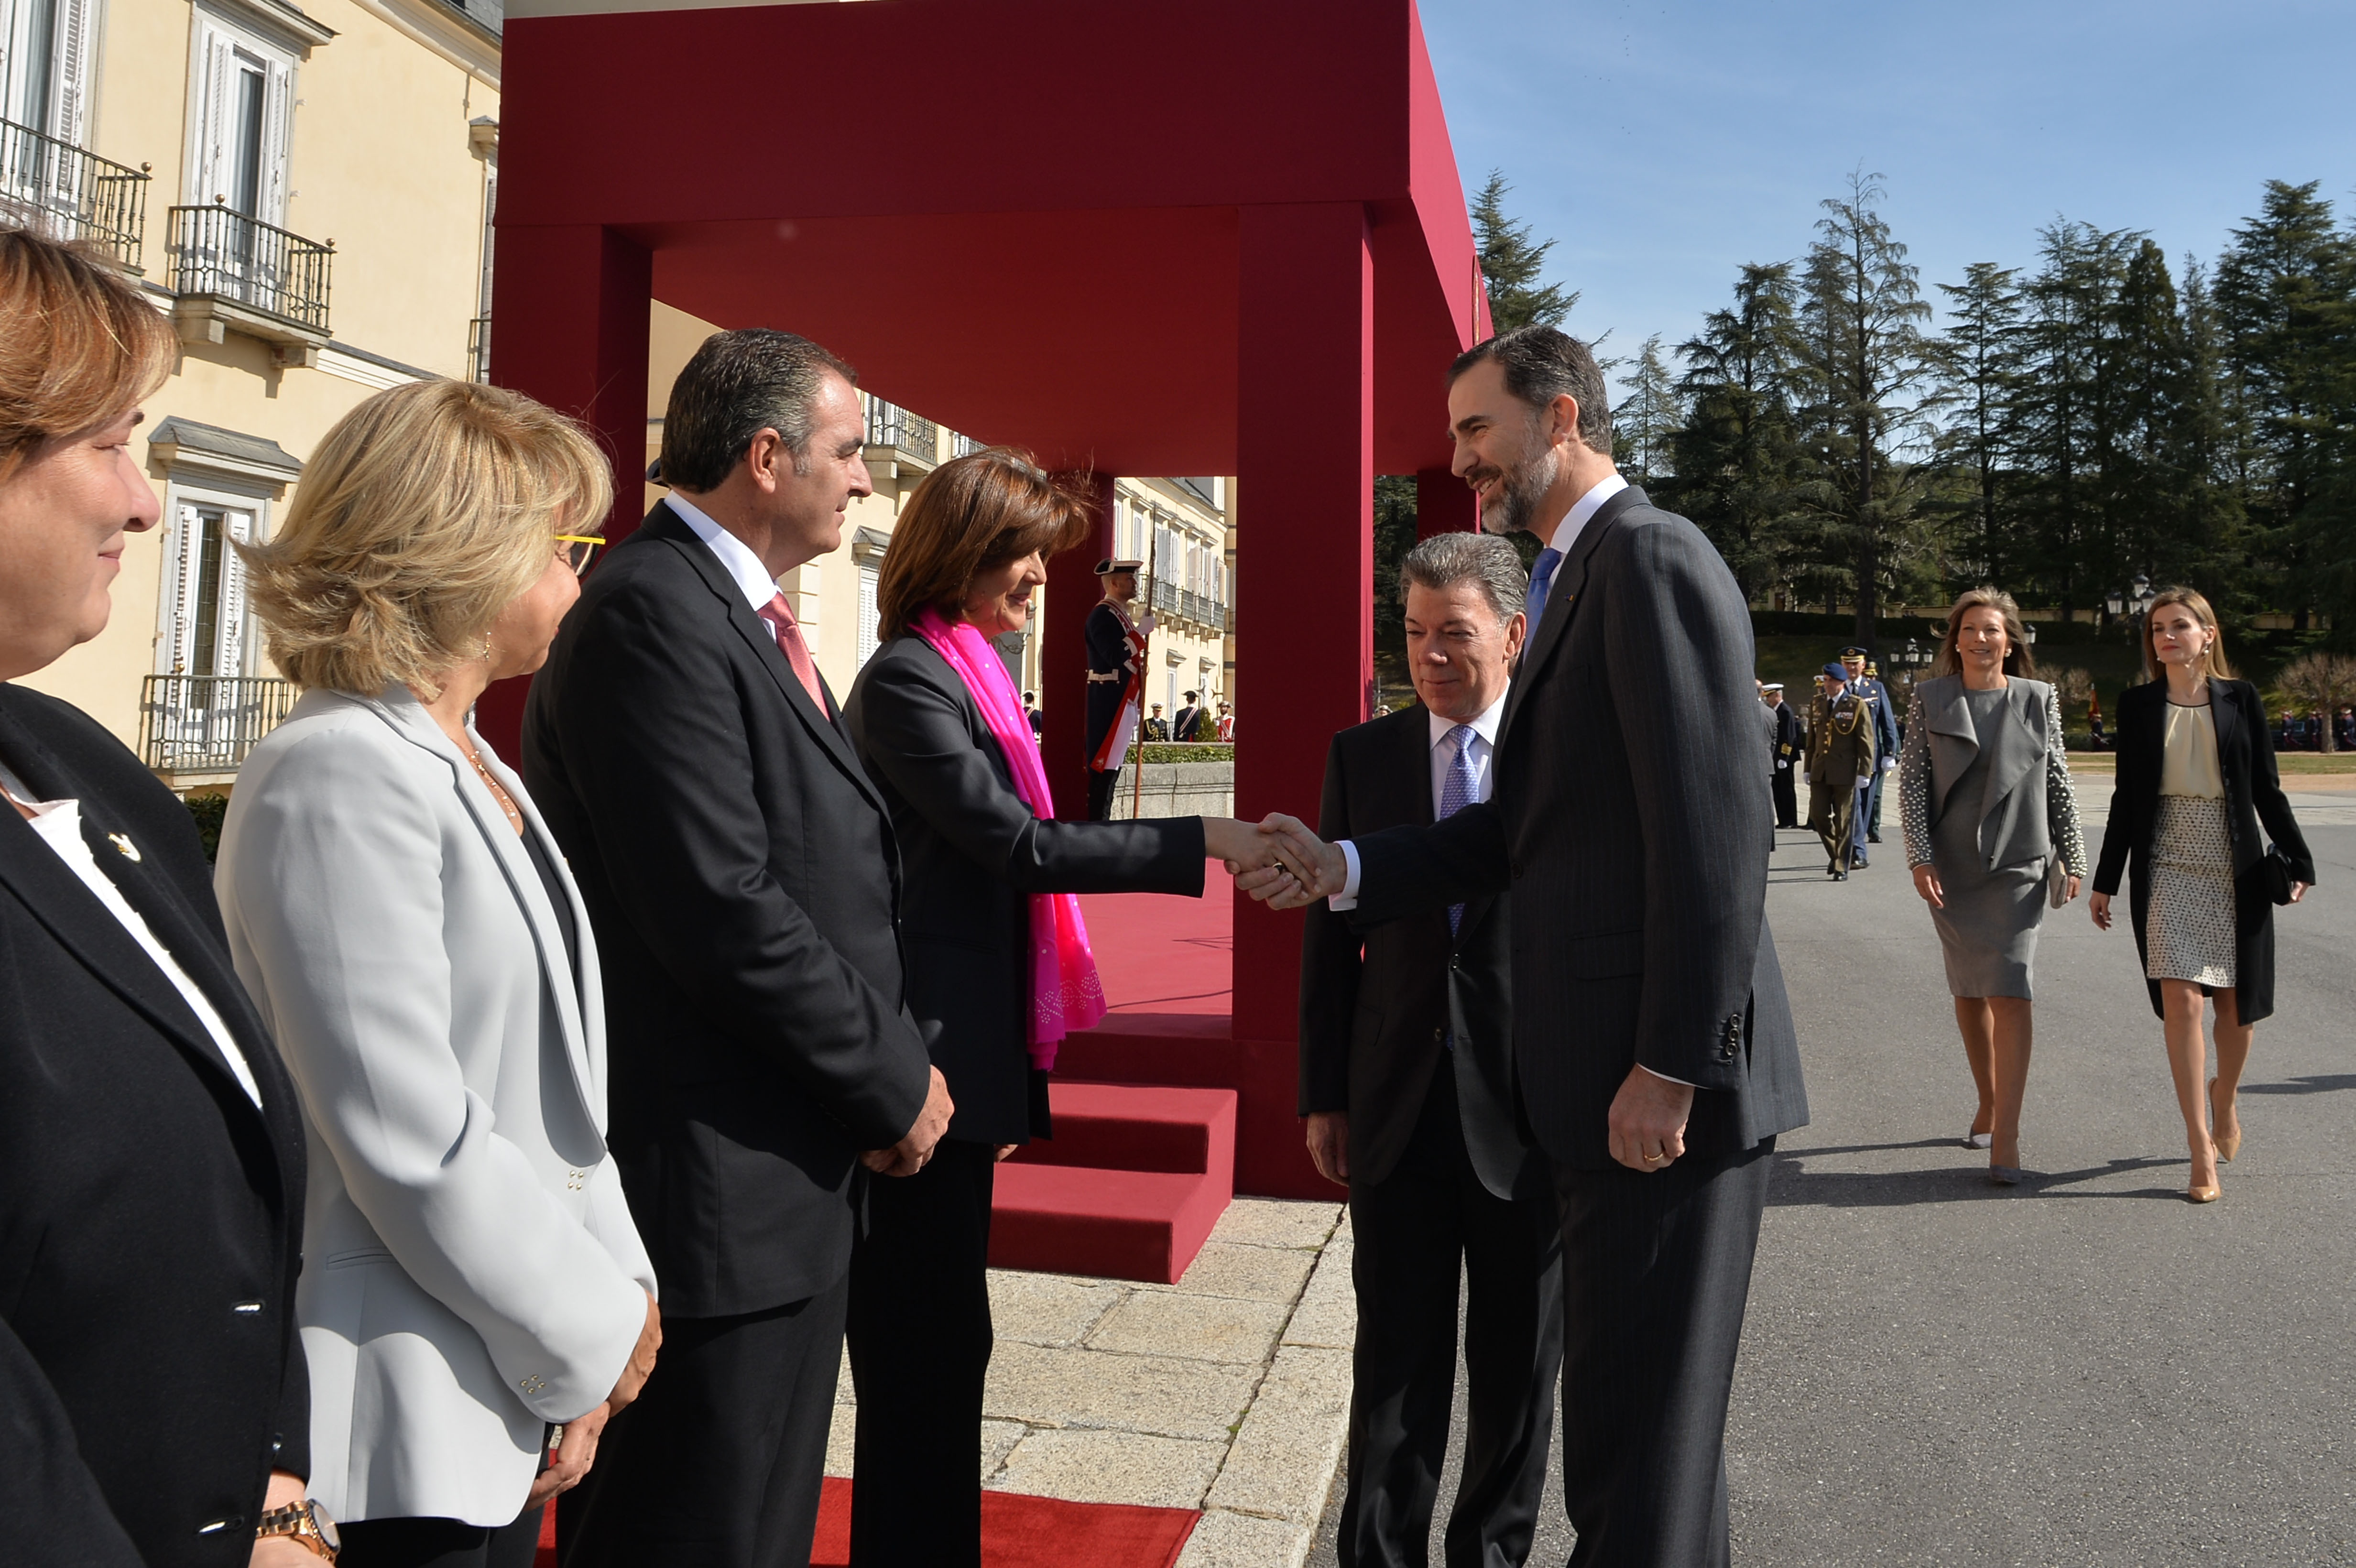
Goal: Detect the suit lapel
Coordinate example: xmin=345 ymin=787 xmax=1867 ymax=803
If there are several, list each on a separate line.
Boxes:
xmin=2208 ymin=675 xmax=2239 ymax=769
xmin=1500 ymin=485 xmax=1646 ymax=747
xmin=643 ymin=505 xmax=886 ymax=817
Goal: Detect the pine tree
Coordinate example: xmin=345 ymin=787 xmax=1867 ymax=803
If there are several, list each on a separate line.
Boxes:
xmin=2011 ymin=221 xmax=2137 ymax=620
xmin=1669 ymin=263 xmax=1806 ymax=597
xmin=1471 ymin=169 xmax=1577 ymax=334
xmin=1790 ymin=173 xmax=1941 ymax=649
xmin=1613 ymin=335 xmax=1680 ymax=487
xmin=1931 ymin=262 xmax=2024 ymax=585
xmin=2173 ymin=259 xmax=2249 ymax=604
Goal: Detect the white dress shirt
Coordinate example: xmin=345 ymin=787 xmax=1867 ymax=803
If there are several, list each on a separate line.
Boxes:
xmin=667 ymin=491 xmax=785 ymax=612
xmin=1548 ymin=471 xmax=1628 ymax=559
xmin=0 ymin=763 xmax=262 ymax=1106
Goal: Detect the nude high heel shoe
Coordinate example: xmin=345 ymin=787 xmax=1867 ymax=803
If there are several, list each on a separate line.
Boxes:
xmin=2209 ymin=1079 xmax=2241 ymax=1163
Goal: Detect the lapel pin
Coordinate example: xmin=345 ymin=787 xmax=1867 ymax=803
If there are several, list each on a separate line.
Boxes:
xmin=107 ymin=832 xmax=142 ymax=863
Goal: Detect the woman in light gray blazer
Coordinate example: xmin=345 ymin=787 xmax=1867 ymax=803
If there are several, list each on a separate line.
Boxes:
xmin=1898 ymin=588 xmax=2087 ymax=1185
xmin=217 ymin=382 xmax=659 ymax=1568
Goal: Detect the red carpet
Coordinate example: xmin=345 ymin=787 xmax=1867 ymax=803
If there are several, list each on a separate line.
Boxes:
xmin=536 ymin=1478 xmax=1199 ymax=1567
xmin=1078 ymin=878 xmax=1232 ymax=1015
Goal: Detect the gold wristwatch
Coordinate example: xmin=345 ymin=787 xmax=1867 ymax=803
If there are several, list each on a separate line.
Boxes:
xmin=255 ymin=1499 xmax=340 ymax=1562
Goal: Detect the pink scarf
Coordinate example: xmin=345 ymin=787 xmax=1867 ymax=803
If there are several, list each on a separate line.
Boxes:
xmin=912 ymin=608 xmax=1106 ymax=1067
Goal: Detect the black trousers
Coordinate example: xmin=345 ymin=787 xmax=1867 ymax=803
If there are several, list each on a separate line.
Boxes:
xmin=846 ymin=1138 xmax=997 ymax=1568
xmin=1552 ymin=1139 xmax=1772 ymax=1568
xmin=556 ymin=1285 xmax=847 ymax=1568
xmin=1086 ymin=766 xmax=1121 ymax=821
xmin=1340 ymin=1061 xmax=1564 ymax=1568
xmin=339 ymin=1509 xmax=544 ymax=1568
xmin=1770 ymin=766 xmax=1798 ymax=830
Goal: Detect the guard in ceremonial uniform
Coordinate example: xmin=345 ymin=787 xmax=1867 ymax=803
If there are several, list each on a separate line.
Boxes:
xmin=1840 ymin=645 xmax=1900 ymax=857
xmin=1807 ymin=662 xmax=1875 ymax=880
xmin=1763 ymin=682 xmax=1802 ymax=829
xmin=1084 ymin=558 xmax=1153 ymax=820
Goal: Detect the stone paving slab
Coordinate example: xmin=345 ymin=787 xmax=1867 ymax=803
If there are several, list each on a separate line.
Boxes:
xmin=823 ymin=1196 xmax=1358 ymax=1565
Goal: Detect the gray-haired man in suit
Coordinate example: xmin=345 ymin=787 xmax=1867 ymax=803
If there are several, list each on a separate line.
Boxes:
xmin=1247 ymin=327 xmax=1808 ymax=1567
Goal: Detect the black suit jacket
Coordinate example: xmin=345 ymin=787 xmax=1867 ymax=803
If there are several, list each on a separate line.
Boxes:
xmin=0 ymin=684 xmax=307 ymax=1568
xmin=1172 ymin=705 xmax=1203 ymax=742
xmin=2092 ymin=677 xmax=2315 ymax=1024
xmin=1350 ymin=488 xmax=1809 ymax=1171
xmin=1298 ymin=706 xmax=1538 ymax=1198
xmin=845 ymin=635 xmax=1203 ymax=1146
xmin=523 ymin=503 xmax=933 ymax=1317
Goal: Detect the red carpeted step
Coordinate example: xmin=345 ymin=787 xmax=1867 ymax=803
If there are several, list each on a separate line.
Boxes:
xmin=989 ymin=1082 xmax=1235 ymax=1284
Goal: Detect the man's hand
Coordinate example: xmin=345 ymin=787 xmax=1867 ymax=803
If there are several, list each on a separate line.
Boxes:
xmin=863 ymin=1066 xmax=954 ymax=1177
xmin=1233 ymin=815 xmax=1347 ymax=911
xmin=526 ymin=1401 xmax=611 ymax=1507
xmin=1304 ymin=1112 xmax=1349 ymax=1187
xmin=606 ymin=1290 xmax=660 ymax=1414
xmin=1607 ymin=1065 xmax=1693 ymax=1174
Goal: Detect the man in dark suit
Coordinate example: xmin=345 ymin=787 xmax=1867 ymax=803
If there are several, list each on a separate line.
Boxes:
xmin=1300 ymin=531 xmax=1561 ymax=1568
xmin=1173 ymin=689 xmax=1205 ymax=741
xmin=1249 ymin=326 xmax=1808 ymax=1567
xmin=1764 ymin=683 xmax=1802 ymax=829
xmin=1083 ymin=559 xmax=1151 ymax=818
xmin=1840 ymin=647 xmax=1899 ymax=855
xmin=526 ymin=328 xmax=950 ymax=1568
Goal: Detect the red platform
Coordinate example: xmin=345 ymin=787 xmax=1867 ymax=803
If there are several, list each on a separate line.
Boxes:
xmin=992 ymin=1081 xmax=1235 ymax=1284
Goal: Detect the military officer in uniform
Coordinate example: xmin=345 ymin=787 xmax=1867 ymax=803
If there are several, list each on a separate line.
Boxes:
xmin=1807 ymin=661 xmax=1875 ymax=880
xmin=1085 ymin=557 xmax=1153 ymax=820
xmin=1143 ymin=704 xmax=1171 ymax=741
xmin=1763 ymin=681 xmax=1802 ymax=829
xmin=1840 ymin=645 xmax=1900 ymax=857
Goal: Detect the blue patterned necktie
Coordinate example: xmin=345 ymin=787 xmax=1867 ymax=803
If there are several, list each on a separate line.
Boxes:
xmin=1526 ymin=546 xmax=1563 ymax=624
xmin=1441 ymin=723 xmax=1477 ymax=935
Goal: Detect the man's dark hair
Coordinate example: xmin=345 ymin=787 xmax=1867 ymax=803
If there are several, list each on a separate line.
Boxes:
xmin=660 ymin=328 xmax=858 ymax=492
xmin=1447 ymin=325 xmax=1612 ymax=456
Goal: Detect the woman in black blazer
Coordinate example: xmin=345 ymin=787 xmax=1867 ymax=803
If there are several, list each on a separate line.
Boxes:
xmin=840 ymin=452 xmax=1269 ymax=1568
xmin=0 ymin=230 xmax=325 ymax=1563
xmin=2091 ymin=588 xmax=2313 ymax=1203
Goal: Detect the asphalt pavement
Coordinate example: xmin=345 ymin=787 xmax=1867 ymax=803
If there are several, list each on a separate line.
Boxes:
xmin=1315 ymin=814 xmax=2356 ymax=1566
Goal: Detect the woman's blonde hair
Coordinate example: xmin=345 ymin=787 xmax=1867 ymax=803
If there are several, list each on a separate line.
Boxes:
xmin=2140 ymin=586 xmax=2236 ymax=683
xmin=1931 ymin=586 xmax=2040 ymax=679
xmin=241 ymin=380 xmax=612 ymax=696
xmin=0 ymin=228 xmax=175 ymax=484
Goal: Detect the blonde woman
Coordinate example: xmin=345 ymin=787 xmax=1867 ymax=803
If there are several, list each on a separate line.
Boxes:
xmin=1898 ymin=589 xmax=2086 ymax=1184
xmin=2090 ymin=589 xmax=2312 ymax=1204
xmin=217 ymin=381 xmax=661 ymax=1567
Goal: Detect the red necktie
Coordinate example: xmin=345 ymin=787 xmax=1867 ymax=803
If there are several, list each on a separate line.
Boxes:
xmin=758 ymin=592 xmax=829 ymax=716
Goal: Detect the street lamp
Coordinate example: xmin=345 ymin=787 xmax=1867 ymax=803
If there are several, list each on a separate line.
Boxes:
xmin=2131 ymin=574 xmax=2155 ymax=617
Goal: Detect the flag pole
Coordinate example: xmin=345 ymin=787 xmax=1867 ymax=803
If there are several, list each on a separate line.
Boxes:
xmin=1132 ymin=523 xmax=1159 ymax=818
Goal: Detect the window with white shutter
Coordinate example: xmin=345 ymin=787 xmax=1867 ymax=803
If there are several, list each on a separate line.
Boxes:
xmin=186 ymin=12 xmax=293 ymax=225
xmin=856 ymin=562 xmax=880 ymax=670
xmin=164 ymin=501 xmax=255 ymax=676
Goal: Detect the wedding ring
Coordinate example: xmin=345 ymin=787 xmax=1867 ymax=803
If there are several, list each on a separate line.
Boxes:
xmin=1643 ymin=1151 xmax=1666 ymax=1163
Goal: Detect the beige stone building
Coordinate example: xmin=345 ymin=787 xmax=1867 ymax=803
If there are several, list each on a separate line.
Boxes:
xmin=8 ymin=0 xmax=501 ymax=786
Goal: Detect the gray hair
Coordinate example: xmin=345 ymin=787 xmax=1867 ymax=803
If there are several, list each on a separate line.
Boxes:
xmin=659 ymin=328 xmax=857 ymax=492
xmin=1398 ymin=531 xmax=1528 ymax=628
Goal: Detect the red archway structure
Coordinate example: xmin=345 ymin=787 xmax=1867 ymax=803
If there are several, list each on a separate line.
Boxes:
xmin=490 ymin=0 xmax=1488 ymax=1197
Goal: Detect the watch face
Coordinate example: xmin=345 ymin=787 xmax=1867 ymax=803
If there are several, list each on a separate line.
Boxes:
xmin=307 ymin=1501 xmax=340 ymax=1552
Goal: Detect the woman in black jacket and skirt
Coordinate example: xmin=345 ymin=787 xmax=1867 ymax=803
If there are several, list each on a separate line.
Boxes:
xmin=840 ymin=451 xmax=1272 ymax=1567
xmin=2090 ymin=588 xmax=2313 ymax=1203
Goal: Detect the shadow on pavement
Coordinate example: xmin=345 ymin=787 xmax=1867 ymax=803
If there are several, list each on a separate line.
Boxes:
xmin=2239 ymin=1073 xmax=2356 ymax=1095
xmin=1767 ymin=1151 xmax=2189 ymax=1207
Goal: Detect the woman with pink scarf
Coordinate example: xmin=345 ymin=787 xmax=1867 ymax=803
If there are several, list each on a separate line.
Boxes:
xmin=841 ymin=451 xmax=1266 ymax=1565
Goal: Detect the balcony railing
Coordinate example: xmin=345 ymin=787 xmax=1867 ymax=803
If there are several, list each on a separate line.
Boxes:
xmin=167 ymin=203 xmax=333 ymax=333
xmin=0 ymin=117 xmax=148 ymax=269
xmin=865 ymin=399 xmax=938 ymax=463
xmin=951 ymin=431 xmax=987 ymax=459
xmin=468 ymin=315 xmax=491 ymax=382
xmin=139 ymin=675 xmax=296 ymax=775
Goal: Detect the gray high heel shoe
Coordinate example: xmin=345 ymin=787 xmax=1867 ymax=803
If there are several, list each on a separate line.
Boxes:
xmin=1987 ymin=1163 xmax=2022 ymax=1186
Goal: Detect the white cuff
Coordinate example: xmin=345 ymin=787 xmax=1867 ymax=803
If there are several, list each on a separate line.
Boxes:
xmin=1329 ymin=840 xmax=1363 ymax=911
xmin=1637 ymin=1063 xmax=1695 ymax=1089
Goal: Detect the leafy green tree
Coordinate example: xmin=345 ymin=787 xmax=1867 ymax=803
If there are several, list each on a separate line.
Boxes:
xmin=1613 ymin=335 xmax=1680 ymax=487
xmin=1471 ymin=169 xmax=1577 ymax=333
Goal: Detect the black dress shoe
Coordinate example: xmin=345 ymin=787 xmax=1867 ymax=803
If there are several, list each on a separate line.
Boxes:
xmin=1832 ymin=869 xmax=1849 ymax=882
xmin=1867 ymin=832 xmax=1883 ymax=843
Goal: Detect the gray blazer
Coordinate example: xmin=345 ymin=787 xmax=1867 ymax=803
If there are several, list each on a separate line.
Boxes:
xmin=217 ymin=686 xmax=656 ymax=1527
xmin=1898 ymin=675 xmax=2088 ymax=875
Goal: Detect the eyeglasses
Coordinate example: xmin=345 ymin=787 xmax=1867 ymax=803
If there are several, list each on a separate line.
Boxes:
xmin=556 ymin=534 xmax=605 ymax=575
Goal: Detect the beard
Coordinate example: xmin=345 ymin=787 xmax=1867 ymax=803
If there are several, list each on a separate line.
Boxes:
xmin=1476 ymin=441 xmax=1561 ymax=536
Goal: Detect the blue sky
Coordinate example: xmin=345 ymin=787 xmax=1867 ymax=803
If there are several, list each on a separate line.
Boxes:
xmin=1419 ymin=0 xmax=2356 ymax=381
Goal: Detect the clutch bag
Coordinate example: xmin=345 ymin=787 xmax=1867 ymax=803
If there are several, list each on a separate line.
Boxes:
xmin=2263 ymin=847 xmax=2296 ymax=906
xmin=2047 ymin=855 xmax=2071 ymax=910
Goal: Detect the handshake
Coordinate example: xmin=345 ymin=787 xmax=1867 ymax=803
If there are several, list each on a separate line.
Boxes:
xmin=1201 ymin=815 xmax=1349 ymax=912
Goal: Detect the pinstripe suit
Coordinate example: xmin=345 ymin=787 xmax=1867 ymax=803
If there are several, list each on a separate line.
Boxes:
xmin=1348 ymin=486 xmax=1808 ymax=1567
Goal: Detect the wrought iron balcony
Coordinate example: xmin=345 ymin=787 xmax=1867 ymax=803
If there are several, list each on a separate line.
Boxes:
xmin=951 ymin=430 xmax=987 ymax=459
xmin=166 ymin=203 xmax=333 ymax=362
xmin=864 ymin=398 xmax=938 ymax=464
xmin=0 ymin=118 xmax=149 ymax=269
xmin=140 ymin=675 xmax=296 ymax=777
xmin=469 ymin=315 xmax=491 ymax=382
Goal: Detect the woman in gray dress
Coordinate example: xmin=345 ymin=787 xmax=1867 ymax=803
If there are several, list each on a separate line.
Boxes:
xmin=1900 ymin=588 xmax=2088 ymax=1184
